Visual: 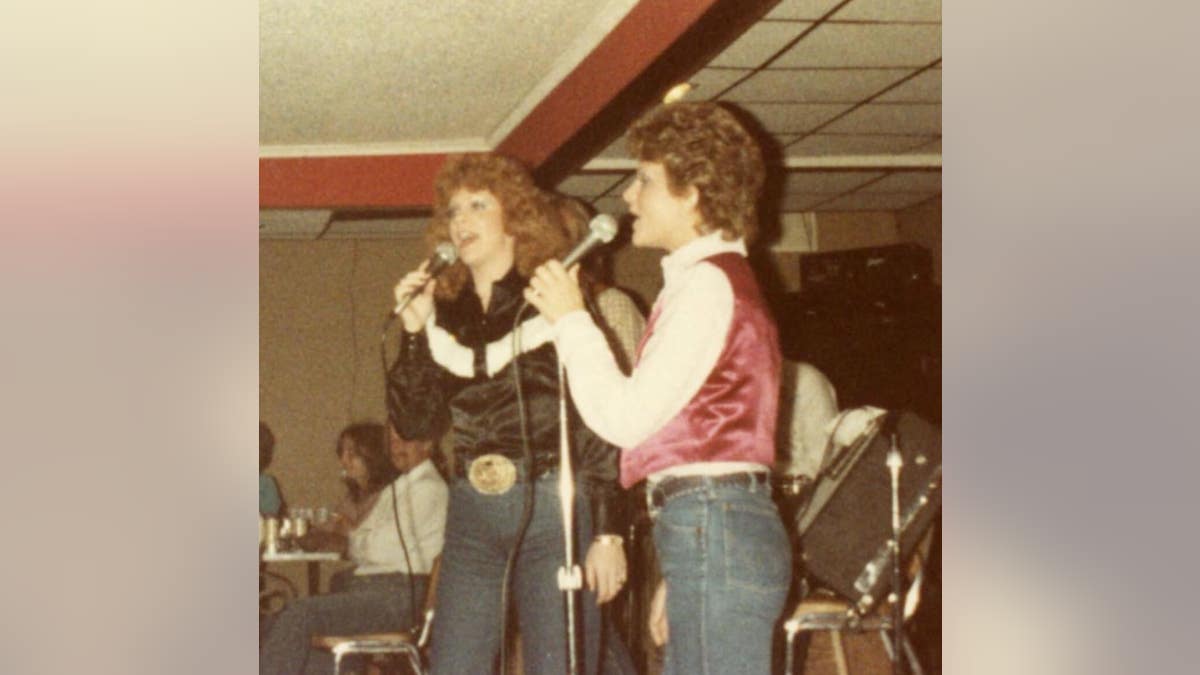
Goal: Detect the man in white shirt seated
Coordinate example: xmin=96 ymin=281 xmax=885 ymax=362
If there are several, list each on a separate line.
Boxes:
xmin=774 ymin=360 xmax=838 ymax=522
xmin=260 ymin=425 xmax=448 ymax=675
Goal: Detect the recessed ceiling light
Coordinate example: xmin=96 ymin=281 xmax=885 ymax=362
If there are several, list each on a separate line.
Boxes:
xmin=662 ymin=82 xmax=695 ymax=104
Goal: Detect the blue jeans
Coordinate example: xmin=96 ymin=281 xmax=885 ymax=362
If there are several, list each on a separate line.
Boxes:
xmin=259 ymin=572 xmax=427 ymax=675
xmin=430 ymin=472 xmax=602 ymax=674
xmin=651 ymin=478 xmax=791 ymax=675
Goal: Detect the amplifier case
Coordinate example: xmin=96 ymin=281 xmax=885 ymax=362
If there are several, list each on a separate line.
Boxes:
xmin=797 ymin=411 xmax=942 ymax=612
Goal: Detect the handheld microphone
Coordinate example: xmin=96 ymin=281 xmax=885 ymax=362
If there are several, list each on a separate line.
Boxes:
xmin=561 ymin=214 xmax=619 ymax=268
xmin=394 ymin=242 xmax=458 ymax=315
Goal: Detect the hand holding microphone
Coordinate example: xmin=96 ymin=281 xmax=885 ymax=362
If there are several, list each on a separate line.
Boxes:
xmin=393 ymin=242 xmax=457 ymax=333
xmin=524 ymin=213 xmax=618 ymax=323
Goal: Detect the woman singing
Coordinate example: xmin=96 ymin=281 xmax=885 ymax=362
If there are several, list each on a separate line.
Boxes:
xmin=387 ymin=153 xmax=628 ymax=674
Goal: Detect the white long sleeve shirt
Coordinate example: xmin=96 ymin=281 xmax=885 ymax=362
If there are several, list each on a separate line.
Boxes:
xmin=775 ymin=360 xmax=839 ymax=478
xmin=348 ymin=459 xmax=448 ymax=576
xmin=552 ymin=232 xmax=767 ymax=479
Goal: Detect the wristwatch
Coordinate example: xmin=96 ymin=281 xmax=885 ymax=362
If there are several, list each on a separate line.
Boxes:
xmin=594 ymin=534 xmax=624 ymax=547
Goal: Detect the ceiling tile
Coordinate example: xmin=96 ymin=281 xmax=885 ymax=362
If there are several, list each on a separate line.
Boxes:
xmin=688 ymin=68 xmax=752 ymax=99
xmin=766 ymin=0 xmax=848 ymax=20
xmin=259 ymin=209 xmax=332 ymax=238
xmin=595 ymin=135 xmax=631 ymax=160
xmin=859 ymin=170 xmax=941 ymax=192
xmin=609 ymin=174 xmax=634 ymax=195
xmin=738 ymin=102 xmax=855 ymax=134
xmin=709 ymin=21 xmax=814 ymax=68
xmin=774 ymin=23 xmax=941 ymax=68
xmin=782 ymin=171 xmax=884 ymax=193
xmin=817 ymin=192 xmax=933 ymax=211
xmin=329 ymin=217 xmax=429 ymax=238
xmin=874 ymin=69 xmax=941 ymax=102
xmin=722 ymin=68 xmax=911 ymax=103
xmin=557 ymin=173 xmax=626 ymax=197
xmin=779 ymin=193 xmax=837 ymax=211
xmin=906 ymin=137 xmax=941 ymax=154
xmin=785 ymin=133 xmax=937 ymax=156
xmin=834 ymin=0 xmax=942 ymax=22
xmin=591 ymin=196 xmax=629 ymax=217
xmin=819 ymin=103 xmax=941 ymax=135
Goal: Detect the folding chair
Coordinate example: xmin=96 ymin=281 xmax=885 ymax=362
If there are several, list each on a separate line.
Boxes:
xmin=312 ymin=556 xmax=441 ymax=675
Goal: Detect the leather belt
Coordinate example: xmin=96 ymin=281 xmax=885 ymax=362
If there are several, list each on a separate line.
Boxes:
xmin=646 ymin=471 xmax=771 ymax=509
xmin=773 ymin=473 xmax=814 ymax=497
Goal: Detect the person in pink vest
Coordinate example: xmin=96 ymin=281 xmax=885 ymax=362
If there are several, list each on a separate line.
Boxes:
xmin=525 ymin=101 xmax=791 ymax=675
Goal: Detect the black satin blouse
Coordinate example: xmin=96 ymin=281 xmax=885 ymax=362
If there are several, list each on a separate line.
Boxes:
xmin=387 ymin=267 xmax=625 ymax=536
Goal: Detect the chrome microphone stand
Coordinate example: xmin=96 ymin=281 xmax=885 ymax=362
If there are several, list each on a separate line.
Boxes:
xmin=886 ymin=432 xmax=905 ymax=675
xmin=555 ymin=360 xmax=583 ymax=675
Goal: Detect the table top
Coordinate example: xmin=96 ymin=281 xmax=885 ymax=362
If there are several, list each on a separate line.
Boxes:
xmin=261 ymin=550 xmax=341 ymax=563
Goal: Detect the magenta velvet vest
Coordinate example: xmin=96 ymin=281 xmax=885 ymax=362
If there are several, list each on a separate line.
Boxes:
xmin=619 ymin=252 xmax=781 ymax=488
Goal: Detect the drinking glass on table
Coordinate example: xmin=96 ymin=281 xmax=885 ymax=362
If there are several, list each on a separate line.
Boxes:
xmin=277 ymin=517 xmax=294 ymax=551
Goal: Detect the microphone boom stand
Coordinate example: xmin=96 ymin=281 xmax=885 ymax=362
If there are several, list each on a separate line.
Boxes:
xmin=555 ymin=360 xmax=583 ymax=675
xmin=886 ymin=433 xmax=905 ymax=675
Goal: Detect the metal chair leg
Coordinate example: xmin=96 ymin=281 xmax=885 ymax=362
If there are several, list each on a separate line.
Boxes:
xmin=830 ymin=630 xmax=850 ymax=675
xmin=784 ymin=626 xmax=797 ymax=675
xmin=901 ymin=635 xmax=924 ymax=675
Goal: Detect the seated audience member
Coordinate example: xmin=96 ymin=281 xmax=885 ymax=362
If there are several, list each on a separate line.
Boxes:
xmin=260 ymin=421 xmax=284 ymax=517
xmin=774 ymin=360 xmax=838 ymax=521
xmin=259 ymin=422 xmax=448 ymax=675
xmin=320 ymin=422 xmax=402 ymax=541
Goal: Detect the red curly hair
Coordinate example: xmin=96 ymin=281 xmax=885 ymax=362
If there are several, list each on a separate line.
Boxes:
xmin=424 ymin=153 xmax=571 ymax=300
xmin=626 ymin=101 xmax=765 ymax=243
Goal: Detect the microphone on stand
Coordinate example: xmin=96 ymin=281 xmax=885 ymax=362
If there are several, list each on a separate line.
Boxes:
xmin=560 ymin=213 xmax=619 ymax=268
xmin=393 ymin=242 xmax=458 ymax=316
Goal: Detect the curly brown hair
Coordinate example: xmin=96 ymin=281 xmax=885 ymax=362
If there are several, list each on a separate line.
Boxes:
xmin=424 ymin=153 xmax=571 ymax=299
xmin=626 ymin=101 xmax=765 ymax=243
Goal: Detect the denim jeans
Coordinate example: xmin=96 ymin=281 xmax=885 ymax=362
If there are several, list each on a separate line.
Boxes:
xmin=429 ymin=472 xmax=602 ymax=674
xmin=651 ymin=477 xmax=791 ymax=675
xmin=259 ymin=572 xmax=427 ymax=675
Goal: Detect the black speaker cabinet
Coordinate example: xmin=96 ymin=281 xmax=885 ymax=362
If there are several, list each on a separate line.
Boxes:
xmin=799 ymin=242 xmax=933 ymax=310
xmin=797 ymin=410 xmax=942 ymax=613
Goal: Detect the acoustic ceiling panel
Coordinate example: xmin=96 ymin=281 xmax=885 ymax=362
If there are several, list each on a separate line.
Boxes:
xmin=773 ymin=23 xmax=941 ymax=68
xmin=766 ymin=0 xmax=848 ymax=21
xmin=835 ymin=0 xmax=942 ymax=23
xmin=738 ymin=102 xmax=855 ymax=133
xmin=818 ymin=191 xmax=934 ymax=211
xmin=722 ymin=68 xmax=914 ymax=103
xmin=557 ymin=173 xmax=626 ymax=197
xmin=858 ymin=170 xmax=942 ymax=193
xmin=786 ymin=133 xmax=938 ymax=156
xmin=874 ymin=68 xmax=941 ymax=103
xmin=709 ymin=21 xmax=813 ymax=68
xmin=782 ymin=170 xmax=885 ymax=193
xmin=819 ymin=103 xmax=941 ymax=135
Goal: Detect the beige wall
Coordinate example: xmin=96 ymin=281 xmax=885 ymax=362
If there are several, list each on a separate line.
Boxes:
xmin=814 ymin=210 xmax=900 ymax=251
xmin=260 ymin=238 xmax=429 ymax=514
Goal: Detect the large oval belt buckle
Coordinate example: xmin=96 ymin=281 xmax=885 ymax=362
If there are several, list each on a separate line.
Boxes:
xmin=467 ymin=454 xmax=517 ymax=495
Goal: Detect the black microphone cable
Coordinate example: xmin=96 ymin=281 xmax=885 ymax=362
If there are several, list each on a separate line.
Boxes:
xmin=499 ymin=297 xmax=539 ymax=675
xmin=376 ymin=245 xmax=456 ymax=628
xmin=380 ymin=310 xmax=419 ymax=630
